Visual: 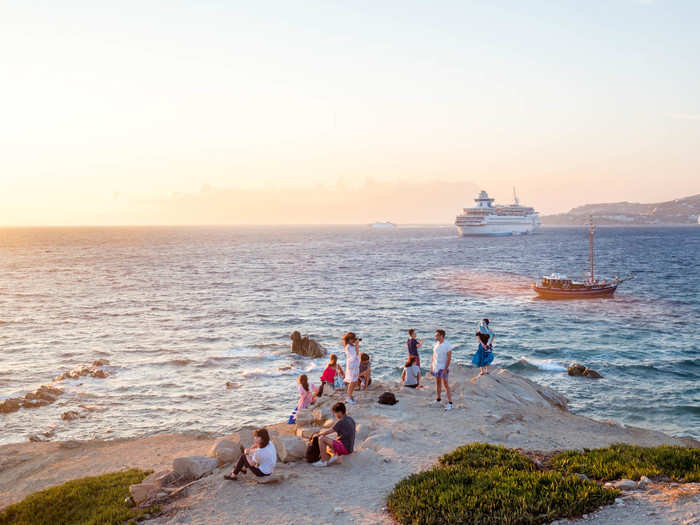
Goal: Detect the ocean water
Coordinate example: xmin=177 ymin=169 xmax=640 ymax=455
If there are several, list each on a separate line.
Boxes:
xmin=1 ymin=226 xmax=698 ymax=445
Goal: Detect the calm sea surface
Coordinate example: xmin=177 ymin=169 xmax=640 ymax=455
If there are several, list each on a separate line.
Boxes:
xmin=1 ymin=226 xmax=698 ymax=445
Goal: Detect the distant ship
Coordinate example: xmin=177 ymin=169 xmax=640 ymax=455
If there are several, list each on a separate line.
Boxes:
xmin=455 ymin=189 xmax=540 ymax=236
xmin=369 ymin=221 xmax=397 ymax=228
xmin=531 ymin=222 xmax=631 ymax=299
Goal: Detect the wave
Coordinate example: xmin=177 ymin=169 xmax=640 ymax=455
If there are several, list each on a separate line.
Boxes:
xmin=241 ymin=361 xmax=318 ymax=379
xmin=508 ymin=357 xmax=568 ymax=372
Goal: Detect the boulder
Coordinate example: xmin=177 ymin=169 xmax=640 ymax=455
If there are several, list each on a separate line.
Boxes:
xmin=142 ymin=469 xmax=179 ymax=488
xmin=295 ymin=427 xmax=318 ymax=440
xmin=567 ymin=364 xmax=586 ymax=376
xmin=22 ymin=399 xmax=50 ymax=409
xmin=583 ymin=368 xmax=603 ymax=379
xmin=208 ymin=439 xmax=240 ymax=465
xmin=61 ymin=410 xmax=81 ymax=421
xmin=0 ymin=398 xmax=22 ymax=414
xmin=32 ymin=385 xmax=63 ymax=402
xmin=605 ymin=479 xmax=637 ymax=491
xmin=129 ymin=481 xmax=159 ymax=504
xmin=312 ymin=406 xmax=331 ymax=424
xmin=273 ymin=435 xmax=307 ymax=462
xmin=172 ymin=456 xmax=218 ymax=480
xmin=294 ymin=409 xmax=314 ymax=427
xmin=92 ymin=359 xmax=110 ymax=367
xmin=290 ymin=331 xmax=327 ymax=358
xmin=568 ymin=363 xmax=603 ymax=379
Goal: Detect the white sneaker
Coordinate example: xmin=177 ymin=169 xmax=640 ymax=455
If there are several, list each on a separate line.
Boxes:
xmin=445 ymin=402 xmax=454 ymax=410
xmin=346 ymin=398 xmax=356 ymax=405
xmin=312 ymin=460 xmax=328 ymax=467
xmin=328 ymin=455 xmax=339 ymax=465
xmin=429 ymin=400 xmax=442 ymax=407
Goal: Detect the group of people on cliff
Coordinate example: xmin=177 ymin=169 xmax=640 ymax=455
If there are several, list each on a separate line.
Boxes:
xmin=225 ymin=319 xmax=495 ymax=480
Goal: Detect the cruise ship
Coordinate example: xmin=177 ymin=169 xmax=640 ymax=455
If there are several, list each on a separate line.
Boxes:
xmin=455 ymin=190 xmax=541 ymax=236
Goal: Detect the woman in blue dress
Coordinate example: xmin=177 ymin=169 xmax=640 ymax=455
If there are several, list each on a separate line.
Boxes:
xmin=472 ymin=318 xmax=494 ymax=375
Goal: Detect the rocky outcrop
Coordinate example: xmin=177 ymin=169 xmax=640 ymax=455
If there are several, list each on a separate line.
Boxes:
xmin=207 ymin=439 xmax=240 ymax=466
xmin=272 ymin=435 xmax=307 ymax=463
xmin=172 ymin=456 xmax=218 ymax=480
xmin=0 ymin=385 xmax=63 ymax=414
xmin=55 ymin=362 xmax=110 ymax=381
xmin=129 ymin=470 xmax=180 ymax=506
xmin=568 ymin=363 xmax=603 ymax=379
xmin=290 ymin=331 xmax=326 ymax=358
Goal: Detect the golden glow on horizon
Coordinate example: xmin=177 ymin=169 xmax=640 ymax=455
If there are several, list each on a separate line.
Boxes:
xmin=2 ymin=2 xmax=699 ymax=225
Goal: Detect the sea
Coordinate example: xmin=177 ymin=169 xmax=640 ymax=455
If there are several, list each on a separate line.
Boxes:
xmin=1 ymin=226 xmax=698 ymax=445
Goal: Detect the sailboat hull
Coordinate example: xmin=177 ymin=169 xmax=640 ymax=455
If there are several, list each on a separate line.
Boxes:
xmin=531 ymin=283 xmax=618 ymax=299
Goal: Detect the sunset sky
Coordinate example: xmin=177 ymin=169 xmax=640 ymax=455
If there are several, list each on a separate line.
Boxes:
xmin=2 ymin=1 xmax=699 ymax=225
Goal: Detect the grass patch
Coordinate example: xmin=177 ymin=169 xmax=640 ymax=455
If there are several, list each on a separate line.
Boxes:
xmin=440 ymin=443 xmax=537 ymax=472
xmin=388 ymin=443 xmax=616 ymax=525
xmin=0 ymin=469 xmax=157 ymax=525
xmin=550 ymin=443 xmax=700 ymax=482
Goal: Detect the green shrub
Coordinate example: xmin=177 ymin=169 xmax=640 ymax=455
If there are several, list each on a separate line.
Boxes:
xmin=439 ymin=443 xmax=536 ymax=472
xmin=551 ymin=443 xmax=700 ymax=482
xmin=0 ymin=469 xmax=156 ymax=525
xmin=388 ymin=443 xmax=617 ymax=525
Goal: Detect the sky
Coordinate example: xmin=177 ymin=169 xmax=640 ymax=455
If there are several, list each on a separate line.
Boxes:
xmin=1 ymin=0 xmax=699 ymax=225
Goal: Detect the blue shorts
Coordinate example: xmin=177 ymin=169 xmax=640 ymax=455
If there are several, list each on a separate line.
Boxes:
xmin=432 ymin=369 xmax=449 ymax=379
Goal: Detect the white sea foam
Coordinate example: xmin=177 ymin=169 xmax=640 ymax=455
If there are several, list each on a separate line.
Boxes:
xmin=517 ymin=357 xmax=567 ymax=372
xmin=241 ymin=361 xmax=319 ymax=380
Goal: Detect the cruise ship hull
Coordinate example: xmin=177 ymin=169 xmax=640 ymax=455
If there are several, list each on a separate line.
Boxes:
xmin=456 ymin=221 xmax=540 ymax=237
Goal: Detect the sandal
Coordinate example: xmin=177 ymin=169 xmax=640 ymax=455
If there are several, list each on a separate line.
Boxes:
xmin=224 ymin=473 xmax=238 ymax=481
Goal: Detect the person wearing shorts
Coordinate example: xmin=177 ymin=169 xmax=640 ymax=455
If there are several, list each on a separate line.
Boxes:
xmin=311 ymin=402 xmax=355 ymax=467
xmin=430 ymin=329 xmax=453 ymax=410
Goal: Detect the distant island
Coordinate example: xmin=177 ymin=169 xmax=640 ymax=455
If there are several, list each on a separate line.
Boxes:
xmin=542 ymin=194 xmax=700 ymax=226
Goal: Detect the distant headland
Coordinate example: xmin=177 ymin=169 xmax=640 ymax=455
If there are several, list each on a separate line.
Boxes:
xmin=542 ymin=194 xmax=700 ymax=226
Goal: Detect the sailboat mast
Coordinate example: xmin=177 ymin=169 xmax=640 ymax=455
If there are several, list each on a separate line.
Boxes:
xmin=589 ymin=221 xmax=595 ymax=282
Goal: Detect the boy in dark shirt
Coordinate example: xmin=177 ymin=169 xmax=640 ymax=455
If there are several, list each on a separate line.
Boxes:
xmin=407 ymin=329 xmax=423 ymax=367
xmin=312 ymin=402 xmax=355 ymax=467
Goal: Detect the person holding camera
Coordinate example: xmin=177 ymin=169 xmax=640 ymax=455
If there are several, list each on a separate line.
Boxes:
xmin=342 ymin=332 xmax=360 ymax=405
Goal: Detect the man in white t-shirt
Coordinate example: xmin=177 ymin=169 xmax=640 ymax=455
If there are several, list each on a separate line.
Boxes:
xmin=430 ymin=329 xmax=453 ymax=410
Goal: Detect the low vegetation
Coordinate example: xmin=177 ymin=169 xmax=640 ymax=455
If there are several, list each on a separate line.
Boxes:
xmin=0 ymin=469 xmax=157 ymax=525
xmin=551 ymin=443 xmax=700 ymax=482
xmin=387 ymin=443 xmax=617 ymax=525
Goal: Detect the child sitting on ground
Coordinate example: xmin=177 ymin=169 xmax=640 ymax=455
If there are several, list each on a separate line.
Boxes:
xmin=318 ymin=353 xmax=344 ymax=396
xmin=358 ymin=353 xmax=371 ymax=390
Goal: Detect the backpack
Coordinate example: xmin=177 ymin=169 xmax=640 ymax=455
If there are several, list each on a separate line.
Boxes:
xmin=305 ymin=435 xmax=321 ymax=463
xmin=378 ymin=392 xmax=398 ymax=405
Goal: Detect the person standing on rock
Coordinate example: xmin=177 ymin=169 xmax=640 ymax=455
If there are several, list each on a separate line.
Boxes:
xmin=343 ymin=332 xmax=360 ymax=405
xmin=430 ymin=329 xmax=454 ymax=410
xmin=407 ymin=329 xmax=423 ymax=368
xmin=473 ymin=318 xmax=495 ymax=376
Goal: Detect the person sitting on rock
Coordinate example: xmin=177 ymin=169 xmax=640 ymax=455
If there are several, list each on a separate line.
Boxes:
xmin=224 ymin=428 xmax=277 ymax=480
xmin=401 ymin=355 xmax=421 ymax=388
xmin=311 ymin=402 xmax=355 ymax=467
xmin=318 ymin=353 xmax=344 ymax=396
xmin=288 ymin=374 xmax=318 ymax=424
xmin=358 ymin=353 xmax=372 ymax=390
xmin=297 ymin=374 xmax=318 ymax=410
